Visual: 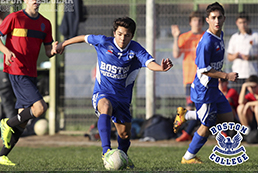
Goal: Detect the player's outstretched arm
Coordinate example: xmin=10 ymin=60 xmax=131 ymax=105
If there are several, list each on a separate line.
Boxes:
xmin=147 ymin=58 xmax=173 ymax=72
xmin=56 ymin=35 xmax=86 ymax=55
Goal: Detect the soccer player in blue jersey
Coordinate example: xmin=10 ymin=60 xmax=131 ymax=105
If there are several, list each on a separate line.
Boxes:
xmin=57 ymin=17 xmax=173 ymax=168
xmin=173 ymin=2 xmax=238 ymax=164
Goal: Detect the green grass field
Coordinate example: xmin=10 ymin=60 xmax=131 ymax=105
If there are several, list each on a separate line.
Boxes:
xmin=0 ymin=145 xmax=257 ymax=172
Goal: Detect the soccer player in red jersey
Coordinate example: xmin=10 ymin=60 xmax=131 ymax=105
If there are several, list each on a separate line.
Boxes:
xmin=0 ymin=0 xmax=58 ymax=165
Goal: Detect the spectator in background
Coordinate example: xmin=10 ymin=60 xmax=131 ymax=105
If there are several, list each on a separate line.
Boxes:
xmin=0 ymin=11 xmax=17 ymax=121
xmin=237 ymin=75 xmax=258 ymax=135
xmin=227 ymin=12 xmax=258 ymax=93
xmin=171 ymin=11 xmax=204 ymax=142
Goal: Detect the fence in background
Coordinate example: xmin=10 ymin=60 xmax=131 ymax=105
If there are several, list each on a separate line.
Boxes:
xmin=60 ymin=0 xmax=258 ymax=131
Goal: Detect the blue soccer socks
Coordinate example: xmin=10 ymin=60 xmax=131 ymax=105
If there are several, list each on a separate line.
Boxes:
xmin=117 ymin=135 xmax=130 ymax=154
xmin=188 ymin=131 xmax=207 ymax=155
xmin=98 ymin=114 xmax=111 ymax=155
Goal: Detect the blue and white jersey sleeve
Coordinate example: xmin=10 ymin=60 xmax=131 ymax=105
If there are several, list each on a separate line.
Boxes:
xmin=191 ymin=30 xmax=225 ymax=103
xmin=86 ymin=34 xmax=155 ymax=104
xmin=195 ymin=36 xmax=213 ymax=87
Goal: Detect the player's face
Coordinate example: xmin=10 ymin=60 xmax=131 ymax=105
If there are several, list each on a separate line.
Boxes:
xmin=206 ymin=10 xmax=225 ymax=36
xmin=236 ymin=18 xmax=249 ymax=34
xmin=114 ymin=26 xmax=133 ymax=49
xmin=24 ymin=0 xmax=41 ymax=12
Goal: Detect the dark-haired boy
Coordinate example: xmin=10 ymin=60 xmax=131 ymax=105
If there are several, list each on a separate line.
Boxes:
xmin=173 ymin=2 xmax=238 ymax=164
xmin=57 ymin=17 xmax=173 ymax=169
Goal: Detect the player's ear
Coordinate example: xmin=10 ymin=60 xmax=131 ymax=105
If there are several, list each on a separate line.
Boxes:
xmin=206 ymin=17 xmax=209 ymax=24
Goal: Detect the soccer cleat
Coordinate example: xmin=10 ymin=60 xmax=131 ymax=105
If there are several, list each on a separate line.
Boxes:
xmin=181 ymin=156 xmax=202 ymax=164
xmin=0 ymin=118 xmax=14 ymax=149
xmin=0 ymin=156 xmax=16 ymax=166
xmin=102 ymin=149 xmax=111 ymax=161
xmin=176 ymin=130 xmax=192 ymax=142
xmin=127 ymin=156 xmax=135 ymax=169
xmin=173 ymin=107 xmax=187 ymax=133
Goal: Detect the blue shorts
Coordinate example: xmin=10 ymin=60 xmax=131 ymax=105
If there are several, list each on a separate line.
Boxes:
xmin=92 ymin=92 xmax=131 ymax=123
xmin=9 ymin=74 xmax=42 ymax=109
xmin=195 ymin=94 xmax=232 ymax=127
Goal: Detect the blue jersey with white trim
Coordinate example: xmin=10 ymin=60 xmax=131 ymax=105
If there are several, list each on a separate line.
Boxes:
xmin=191 ymin=30 xmax=225 ymax=103
xmin=86 ymin=35 xmax=155 ymax=104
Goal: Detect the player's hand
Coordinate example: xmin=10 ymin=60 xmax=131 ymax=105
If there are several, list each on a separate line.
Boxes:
xmin=161 ymin=58 xmax=173 ymax=71
xmin=171 ymin=25 xmax=180 ymax=38
xmin=51 ymin=41 xmax=58 ymax=55
xmin=56 ymin=42 xmax=65 ymax=55
xmin=227 ymin=72 xmax=238 ymax=82
xmin=5 ymin=51 xmax=16 ymax=66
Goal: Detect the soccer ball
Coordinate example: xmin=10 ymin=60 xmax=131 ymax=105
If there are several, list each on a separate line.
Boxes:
xmin=103 ymin=149 xmax=128 ymax=170
xmin=34 ymin=119 xmax=48 ymax=136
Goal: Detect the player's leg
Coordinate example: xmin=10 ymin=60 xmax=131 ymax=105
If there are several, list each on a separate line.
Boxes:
xmin=182 ymin=124 xmax=209 ymax=164
xmin=0 ymin=75 xmax=45 ymax=165
xmin=115 ymin=122 xmax=134 ymax=169
xmin=0 ymin=108 xmax=28 ymax=166
xmin=1 ymin=75 xmax=46 ymax=146
xmin=115 ymin=122 xmax=131 ymax=154
xmin=7 ymin=99 xmax=47 ymax=127
xmin=182 ymin=102 xmax=219 ymax=164
xmin=96 ymin=97 xmax=113 ymax=156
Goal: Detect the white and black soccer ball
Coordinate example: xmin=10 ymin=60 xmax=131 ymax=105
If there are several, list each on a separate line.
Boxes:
xmin=103 ymin=149 xmax=128 ymax=170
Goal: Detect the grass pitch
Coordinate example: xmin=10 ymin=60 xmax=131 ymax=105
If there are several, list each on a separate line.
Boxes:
xmin=0 ymin=145 xmax=257 ymax=172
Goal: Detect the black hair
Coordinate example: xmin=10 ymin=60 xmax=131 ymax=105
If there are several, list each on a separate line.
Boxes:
xmin=113 ymin=17 xmax=136 ymax=36
xmin=206 ymin=2 xmax=225 ymax=18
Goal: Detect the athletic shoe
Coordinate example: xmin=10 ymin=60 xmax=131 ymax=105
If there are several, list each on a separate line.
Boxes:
xmin=127 ymin=156 xmax=135 ymax=169
xmin=0 ymin=118 xmax=14 ymax=149
xmin=0 ymin=155 xmax=16 ymax=166
xmin=181 ymin=156 xmax=202 ymax=164
xmin=173 ymin=107 xmax=187 ymax=133
xmin=102 ymin=149 xmax=111 ymax=161
xmin=176 ymin=130 xmax=192 ymax=142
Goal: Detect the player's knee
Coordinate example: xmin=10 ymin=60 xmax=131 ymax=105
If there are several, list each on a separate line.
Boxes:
xmin=32 ymin=101 xmax=48 ymax=117
xmin=118 ymin=131 xmax=130 ymax=139
xmin=98 ymin=99 xmax=112 ymax=115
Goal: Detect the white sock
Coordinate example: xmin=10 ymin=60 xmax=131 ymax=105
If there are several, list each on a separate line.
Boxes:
xmin=183 ymin=150 xmax=195 ymax=160
xmin=185 ymin=111 xmax=197 ymax=120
